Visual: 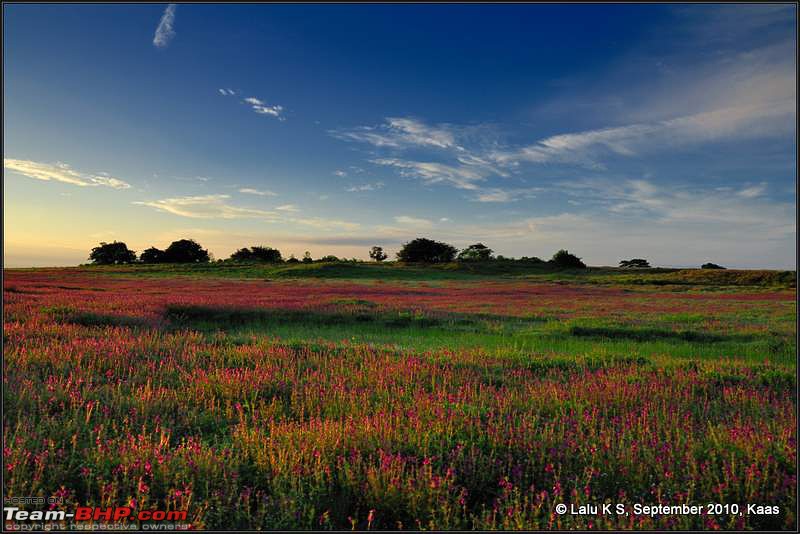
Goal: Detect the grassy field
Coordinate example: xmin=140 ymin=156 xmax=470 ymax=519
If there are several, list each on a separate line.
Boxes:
xmin=56 ymin=260 xmax=797 ymax=287
xmin=3 ymin=263 xmax=797 ymax=530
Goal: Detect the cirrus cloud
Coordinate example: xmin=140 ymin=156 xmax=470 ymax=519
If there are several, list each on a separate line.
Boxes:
xmin=4 ymin=158 xmax=131 ymax=189
xmin=133 ymin=194 xmax=280 ymax=220
xmin=238 ymin=187 xmax=277 ymax=196
xmin=153 ymin=4 xmax=177 ymax=48
xmin=243 ymin=97 xmax=285 ymax=120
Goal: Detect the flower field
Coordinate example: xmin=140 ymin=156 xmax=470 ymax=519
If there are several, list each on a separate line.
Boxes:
xmin=3 ymin=268 xmax=797 ymax=530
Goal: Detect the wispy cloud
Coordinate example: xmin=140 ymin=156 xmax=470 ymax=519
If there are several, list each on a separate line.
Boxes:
xmin=333 ymin=11 xmax=794 ymax=193
xmin=491 ymin=100 xmax=795 ymax=169
xmin=383 ymin=117 xmax=456 ymax=148
xmin=275 ymin=204 xmax=300 ymax=213
xmin=333 ymin=117 xmax=512 ymax=191
xmin=393 ymin=215 xmax=433 ymax=228
xmin=133 ymin=194 xmax=362 ymax=232
xmin=472 ymin=187 xmax=541 ymax=203
xmin=4 ymin=158 xmax=131 ymax=189
xmin=346 ymin=182 xmax=384 ymax=192
xmin=218 ymin=88 xmax=236 ymax=96
xmin=243 ymin=96 xmax=284 ymax=119
xmin=737 ymin=182 xmax=767 ymax=198
xmin=330 ymin=117 xmax=456 ymax=149
xmin=292 ymin=217 xmax=360 ymax=231
xmin=333 ymin=170 xmax=347 ymax=177
xmin=133 ymin=194 xmax=279 ymax=220
xmin=153 ymin=4 xmax=177 ymax=48
xmin=238 ymin=187 xmax=277 ymax=196
xmin=557 ymin=178 xmax=792 ymax=231
xmin=371 ymin=158 xmax=486 ymax=190
xmin=173 ymin=175 xmax=211 ymax=183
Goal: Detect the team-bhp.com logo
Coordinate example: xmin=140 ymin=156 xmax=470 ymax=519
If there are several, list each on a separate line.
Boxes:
xmin=5 ymin=506 xmax=187 ymax=523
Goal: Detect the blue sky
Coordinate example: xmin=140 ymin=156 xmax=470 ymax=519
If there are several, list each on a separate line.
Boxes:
xmin=3 ymin=3 xmax=796 ymax=268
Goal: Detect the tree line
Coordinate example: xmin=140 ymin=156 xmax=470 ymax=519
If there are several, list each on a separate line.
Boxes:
xmin=87 ymin=238 xmax=725 ymax=269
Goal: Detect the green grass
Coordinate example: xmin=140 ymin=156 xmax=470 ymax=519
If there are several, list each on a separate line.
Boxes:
xmin=163 ymin=304 xmax=796 ymax=366
xmin=60 ymin=261 xmax=797 ymax=289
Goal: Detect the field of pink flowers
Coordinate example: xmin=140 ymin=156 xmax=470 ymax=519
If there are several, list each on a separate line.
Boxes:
xmin=3 ymin=269 xmax=797 ymax=530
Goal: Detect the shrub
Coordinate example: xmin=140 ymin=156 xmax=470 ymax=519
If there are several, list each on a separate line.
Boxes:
xmin=88 ymin=241 xmax=137 ymax=265
xmin=369 ymin=246 xmax=388 ymax=262
xmin=319 ymin=255 xmax=340 ymax=262
xmin=230 ymin=246 xmax=283 ymax=263
xmin=457 ymin=243 xmax=494 ymax=262
xmin=139 ymin=247 xmax=166 ymax=264
xmin=701 ymin=262 xmax=726 ymax=269
xmin=230 ymin=248 xmax=252 ymax=262
xmin=302 ymin=251 xmax=313 ymax=264
xmin=163 ymin=239 xmax=210 ymax=263
xmin=551 ymin=249 xmax=586 ymax=269
xmin=620 ymin=258 xmax=651 ymax=268
xmin=397 ymin=238 xmax=458 ymax=263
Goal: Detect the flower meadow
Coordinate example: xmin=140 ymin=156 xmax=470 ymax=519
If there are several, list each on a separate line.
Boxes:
xmin=3 ymin=269 xmax=797 ymax=530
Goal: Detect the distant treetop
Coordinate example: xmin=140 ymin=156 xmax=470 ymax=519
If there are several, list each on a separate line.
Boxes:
xmin=397 ymin=238 xmax=458 ymax=263
xmin=89 ymin=241 xmax=137 ymax=265
xmin=619 ymin=258 xmax=651 ymax=269
xmin=458 ymin=243 xmax=494 ymax=262
xmin=550 ymin=249 xmax=586 ymax=269
xmin=137 ymin=239 xmax=210 ymax=264
xmin=230 ymin=246 xmax=282 ymax=263
xmin=369 ymin=246 xmax=388 ymax=262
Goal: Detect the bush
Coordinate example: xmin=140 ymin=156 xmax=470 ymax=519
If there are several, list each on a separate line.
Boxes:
xmin=551 ymin=249 xmax=586 ymax=269
xmin=230 ymin=246 xmax=283 ymax=263
xmin=139 ymin=247 xmax=166 ymax=264
xmin=88 ymin=241 xmax=137 ymax=265
xmin=620 ymin=258 xmax=651 ymax=268
xmin=701 ymin=262 xmax=726 ymax=270
xmin=319 ymin=255 xmax=340 ymax=262
xmin=230 ymin=248 xmax=251 ymax=262
xmin=163 ymin=239 xmax=210 ymax=263
xmin=397 ymin=238 xmax=458 ymax=263
xmin=369 ymin=246 xmax=388 ymax=262
xmin=457 ymin=243 xmax=494 ymax=262
xmin=286 ymin=255 xmax=300 ymax=264
xmin=302 ymin=251 xmax=313 ymax=264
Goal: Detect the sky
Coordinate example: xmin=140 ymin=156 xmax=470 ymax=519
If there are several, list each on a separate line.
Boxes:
xmin=3 ymin=3 xmax=797 ymax=268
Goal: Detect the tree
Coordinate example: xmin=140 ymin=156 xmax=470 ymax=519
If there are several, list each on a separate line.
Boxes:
xmin=369 ymin=246 xmax=388 ymax=262
xmin=286 ymin=254 xmax=300 ymax=264
xmin=163 ymin=239 xmax=210 ymax=263
xmin=319 ymin=255 xmax=340 ymax=262
xmin=619 ymin=258 xmax=651 ymax=269
xmin=520 ymin=256 xmax=544 ymax=263
xmin=397 ymin=238 xmax=458 ymax=263
xmin=701 ymin=262 xmax=726 ymax=269
xmin=551 ymin=249 xmax=586 ymax=269
xmin=139 ymin=247 xmax=166 ymax=264
xmin=250 ymin=246 xmax=281 ymax=262
xmin=457 ymin=243 xmax=494 ymax=262
xmin=230 ymin=248 xmax=253 ymax=262
xmin=302 ymin=251 xmax=313 ymax=264
xmin=88 ymin=241 xmax=137 ymax=265
xmin=230 ymin=246 xmax=282 ymax=263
